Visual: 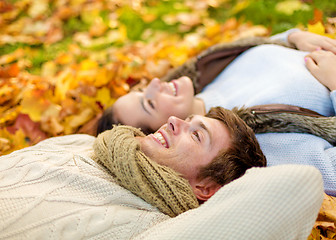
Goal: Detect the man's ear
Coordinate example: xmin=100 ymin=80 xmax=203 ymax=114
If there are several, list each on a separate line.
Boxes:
xmin=192 ymin=178 xmax=222 ymax=202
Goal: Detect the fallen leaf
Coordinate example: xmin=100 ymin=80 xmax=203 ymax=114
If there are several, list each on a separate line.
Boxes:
xmin=96 ymin=87 xmax=115 ymax=108
xmin=308 ymin=21 xmax=327 ymax=35
xmin=64 ymin=108 xmax=95 ymax=134
xmin=317 ymin=194 xmax=336 ymax=224
xmin=21 ymin=90 xmax=50 ymax=122
xmin=6 ymin=114 xmax=47 ymax=144
xmin=275 ymin=0 xmax=310 ymax=15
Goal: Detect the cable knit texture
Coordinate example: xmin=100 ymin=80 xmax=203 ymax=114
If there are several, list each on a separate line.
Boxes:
xmin=0 ymin=134 xmax=169 ymax=239
xmin=93 ymin=125 xmax=199 ymax=217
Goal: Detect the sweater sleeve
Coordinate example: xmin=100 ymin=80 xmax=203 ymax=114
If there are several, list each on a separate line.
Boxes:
xmin=134 ymin=165 xmax=324 ymax=240
xmin=330 ymin=90 xmax=336 ymax=112
xmin=270 ymin=28 xmax=301 ymax=44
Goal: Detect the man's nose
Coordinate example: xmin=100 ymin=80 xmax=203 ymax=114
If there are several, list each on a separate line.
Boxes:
xmin=145 ymin=78 xmax=161 ymax=99
xmin=167 ymin=116 xmax=188 ymax=135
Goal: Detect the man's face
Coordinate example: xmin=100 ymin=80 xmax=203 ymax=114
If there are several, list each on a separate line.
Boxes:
xmin=138 ymin=114 xmax=231 ymax=187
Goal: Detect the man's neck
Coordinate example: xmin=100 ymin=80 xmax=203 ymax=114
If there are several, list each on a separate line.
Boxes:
xmin=192 ymin=97 xmax=206 ymax=116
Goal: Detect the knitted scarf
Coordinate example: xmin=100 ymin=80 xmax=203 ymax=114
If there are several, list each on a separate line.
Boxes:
xmin=92 ymin=125 xmax=199 ymax=217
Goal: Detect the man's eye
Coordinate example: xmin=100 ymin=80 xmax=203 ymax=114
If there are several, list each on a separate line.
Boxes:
xmin=192 ymin=131 xmax=201 ymax=142
xmin=148 ymin=99 xmax=155 ymax=109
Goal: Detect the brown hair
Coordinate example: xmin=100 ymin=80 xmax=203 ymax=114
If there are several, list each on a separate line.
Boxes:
xmin=96 ymin=106 xmax=120 ymax=136
xmin=198 ymin=106 xmax=266 ymax=186
xmin=97 ymin=105 xmax=153 ymax=136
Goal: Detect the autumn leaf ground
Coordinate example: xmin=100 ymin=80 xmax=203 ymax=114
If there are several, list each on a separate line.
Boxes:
xmin=1 ymin=0 xmax=336 ymax=239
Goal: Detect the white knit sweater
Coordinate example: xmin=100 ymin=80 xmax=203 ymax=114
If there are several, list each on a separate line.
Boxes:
xmin=0 ymin=134 xmax=323 ymax=239
xmin=0 ymin=135 xmax=169 ymax=239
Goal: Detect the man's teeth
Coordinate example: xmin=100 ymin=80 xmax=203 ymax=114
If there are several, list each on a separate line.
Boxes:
xmin=154 ymin=132 xmax=168 ymax=148
xmin=168 ymin=82 xmax=177 ymax=96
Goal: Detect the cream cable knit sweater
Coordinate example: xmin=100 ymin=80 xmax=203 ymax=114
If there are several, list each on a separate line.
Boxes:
xmin=0 ymin=134 xmax=323 ymax=239
xmin=0 ymin=134 xmax=169 ymax=239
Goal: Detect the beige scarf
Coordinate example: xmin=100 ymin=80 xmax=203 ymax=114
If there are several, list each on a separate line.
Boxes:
xmin=92 ymin=125 xmax=199 ymax=217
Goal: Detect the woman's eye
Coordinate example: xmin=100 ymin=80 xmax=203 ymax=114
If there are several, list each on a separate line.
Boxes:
xmin=148 ymin=99 xmax=155 ymax=109
xmin=192 ymin=131 xmax=201 ymax=142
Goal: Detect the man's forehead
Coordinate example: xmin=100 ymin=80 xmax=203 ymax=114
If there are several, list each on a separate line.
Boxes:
xmin=203 ymin=115 xmax=231 ymax=147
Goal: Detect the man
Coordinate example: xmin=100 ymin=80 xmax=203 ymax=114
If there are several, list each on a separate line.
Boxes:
xmin=93 ymin=106 xmax=266 ymax=215
xmin=0 ymin=107 xmax=323 ymax=239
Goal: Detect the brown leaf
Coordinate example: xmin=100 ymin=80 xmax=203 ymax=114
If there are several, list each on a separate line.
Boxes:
xmin=317 ymin=194 xmax=336 ymax=224
xmin=6 ymin=114 xmax=47 ymax=144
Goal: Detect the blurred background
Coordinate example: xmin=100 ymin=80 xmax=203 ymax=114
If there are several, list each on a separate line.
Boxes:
xmin=1 ymin=1 xmax=336 ymax=239
xmin=0 ymin=0 xmax=335 ymax=155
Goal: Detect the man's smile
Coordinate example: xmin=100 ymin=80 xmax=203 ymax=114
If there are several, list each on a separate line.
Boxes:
xmin=152 ymin=130 xmax=169 ymax=148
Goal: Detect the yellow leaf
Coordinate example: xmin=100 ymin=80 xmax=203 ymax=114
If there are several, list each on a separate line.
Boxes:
xmin=80 ymin=94 xmax=95 ymax=106
xmin=21 ymin=93 xmax=50 ymax=122
xmin=0 ymin=129 xmax=29 ymax=156
xmin=205 ymin=23 xmax=221 ymax=39
xmin=28 ymin=0 xmax=48 ymax=18
xmin=308 ymin=22 xmax=326 ymax=35
xmin=230 ymin=0 xmax=250 ymax=15
xmin=41 ymin=61 xmax=57 ymax=77
xmin=96 ymin=87 xmax=115 ymax=108
xmin=94 ymin=68 xmax=110 ymax=87
xmin=0 ymin=48 xmax=24 ymax=65
xmin=0 ymin=106 xmax=21 ymax=126
xmin=79 ymin=59 xmax=98 ymax=71
xmin=0 ymin=137 xmax=10 ymax=154
xmin=64 ymin=108 xmax=95 ymax=134
xmin=275 ymin=0 xmax=310 ymax=15
xmin=54 ymin=69 xmax=78 ymax=102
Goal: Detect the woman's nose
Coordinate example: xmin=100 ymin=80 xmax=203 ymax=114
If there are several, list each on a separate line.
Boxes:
xmin=145 ymin=78 xmax=161 ymax=99
xmin=167 ymin=116 xmax=188 ymax=135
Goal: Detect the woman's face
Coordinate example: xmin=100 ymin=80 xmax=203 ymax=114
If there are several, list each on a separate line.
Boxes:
xmin=112 ymin=76 xmax=195 ymax=132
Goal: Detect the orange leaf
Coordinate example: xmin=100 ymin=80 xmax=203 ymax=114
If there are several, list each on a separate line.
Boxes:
xmin=309 ymin=8 xmax=324 ymax=25
xmin=56 ymin=53 xmax=73 ymax=65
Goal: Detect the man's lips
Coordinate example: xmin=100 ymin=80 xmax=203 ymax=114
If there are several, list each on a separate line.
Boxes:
xmin=151 ymin=130 xmax=169 ymax=148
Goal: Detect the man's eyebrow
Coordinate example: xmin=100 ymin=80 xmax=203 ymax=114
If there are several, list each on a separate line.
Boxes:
xmin=189 ymin=115 xmax=213 ymax=147
xmin=140 ymin=96 xmax=151 ymax=115
xmin=187 ymin=115 xmax=194 ymax=121
xmin=199 ymin=120 xmax=213 ymax=147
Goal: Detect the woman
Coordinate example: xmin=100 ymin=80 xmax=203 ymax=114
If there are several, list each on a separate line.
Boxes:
xmin=98 ymin=30 xmax=336 ymax=196
xmin=99 ymin=30 xmax=336 ymax=133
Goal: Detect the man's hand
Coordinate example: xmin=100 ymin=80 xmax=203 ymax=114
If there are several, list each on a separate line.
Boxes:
xmin=305 ymin=50 xmax=336 ymax=91
xmin=288 ymin=31 xmax=336 ymax=54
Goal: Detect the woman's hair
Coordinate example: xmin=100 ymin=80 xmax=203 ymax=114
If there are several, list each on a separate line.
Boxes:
xmin=198 ymin=106 xmax=267 ymax=186
xmin=96 ymin=106 xmax=120 ymax=136
xmin=96 ymin=105 xmax=154 ymax=136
